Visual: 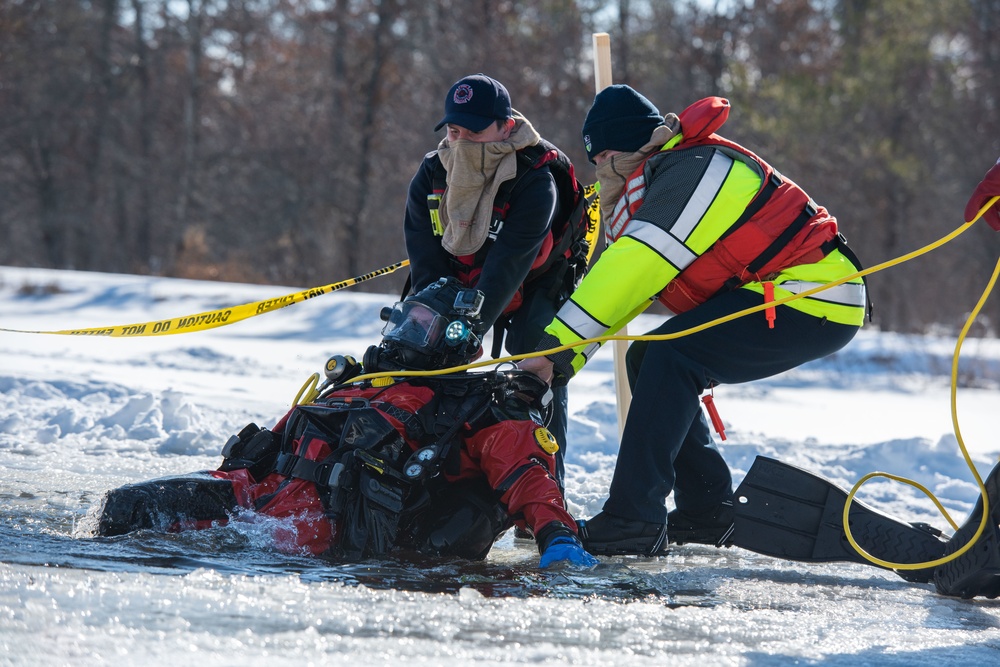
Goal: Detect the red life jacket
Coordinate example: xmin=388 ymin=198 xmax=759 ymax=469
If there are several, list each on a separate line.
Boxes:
xmin=612 ymin=97 xmax=838 ymax=314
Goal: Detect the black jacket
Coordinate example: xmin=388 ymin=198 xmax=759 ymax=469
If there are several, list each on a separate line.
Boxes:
xmin=403 ymin=150 xmax=561 ymax=330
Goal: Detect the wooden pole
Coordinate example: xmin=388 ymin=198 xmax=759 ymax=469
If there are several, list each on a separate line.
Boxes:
xmin=591 ymin=33 xmax=632 ymax=440
xmin=593 ymin=33 xmax=613 ymax=91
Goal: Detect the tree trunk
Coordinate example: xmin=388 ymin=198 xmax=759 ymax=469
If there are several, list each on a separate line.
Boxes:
xmin=171 ymin=0 xmax=203 ymax=272
xmin=132 ymin=0 xmax=154 ymax=271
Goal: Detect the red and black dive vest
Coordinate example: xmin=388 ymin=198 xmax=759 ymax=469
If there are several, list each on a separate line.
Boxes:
xmin=429 ymin=138 xmax=598 ymax=313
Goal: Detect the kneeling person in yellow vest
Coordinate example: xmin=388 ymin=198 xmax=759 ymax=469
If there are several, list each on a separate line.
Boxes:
xmin=519 ymin=85 xmax=868 ymax=556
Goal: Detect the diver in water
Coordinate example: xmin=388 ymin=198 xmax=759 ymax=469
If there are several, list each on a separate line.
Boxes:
xmin=95 ymin=277 xmax=597 ymax=569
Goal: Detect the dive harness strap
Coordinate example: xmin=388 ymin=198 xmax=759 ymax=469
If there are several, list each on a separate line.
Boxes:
xmin=252 ymin=378 xmax=498 ymax=491
xmin=272 ymin=398 xmax=420 ymax=489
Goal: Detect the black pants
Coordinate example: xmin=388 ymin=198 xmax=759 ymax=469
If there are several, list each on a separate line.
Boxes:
xmin=504 ymin=270 xmax=570 ymax=489
xmin=603 ymin=288 xmax=860 ymax=524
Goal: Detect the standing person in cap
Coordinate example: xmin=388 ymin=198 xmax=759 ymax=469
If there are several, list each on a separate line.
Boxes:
xmin=403 ymin=74 xmax=586 ymax=500
xmin=519 ymin=85 xmax=870 ymax=556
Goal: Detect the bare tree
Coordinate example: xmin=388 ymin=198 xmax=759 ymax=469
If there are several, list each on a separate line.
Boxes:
xmin=2 ymin=0 xmax=998 ymax=333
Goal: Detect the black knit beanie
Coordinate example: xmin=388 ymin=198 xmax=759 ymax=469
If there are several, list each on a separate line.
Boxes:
xmin=581 ymin=85 xmax=664 ymax=163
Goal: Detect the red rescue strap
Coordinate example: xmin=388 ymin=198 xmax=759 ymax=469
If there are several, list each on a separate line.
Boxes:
xmin=702 ymin=389 xmax=727 ymax=441
xmin=763 ymin=280 xmax=776 ymax=328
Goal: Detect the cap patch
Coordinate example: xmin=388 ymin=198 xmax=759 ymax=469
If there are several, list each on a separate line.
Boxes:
xmin=453 ymin=84 xmax=474 ymax=105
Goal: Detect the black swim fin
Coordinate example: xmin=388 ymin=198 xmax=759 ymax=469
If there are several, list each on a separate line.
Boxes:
xmin=932 ymin=458 xmax=1000 ymax=599
xmin=728 ymin=456 xmax=947 ymax=584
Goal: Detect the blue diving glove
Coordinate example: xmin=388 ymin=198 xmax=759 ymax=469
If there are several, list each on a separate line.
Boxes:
xmin=539 ymin=535 xmax=599 ymax=569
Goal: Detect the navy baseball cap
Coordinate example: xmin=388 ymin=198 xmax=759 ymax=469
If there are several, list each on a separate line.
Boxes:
xmin=434 ymin=74 xmax=512 ymax=132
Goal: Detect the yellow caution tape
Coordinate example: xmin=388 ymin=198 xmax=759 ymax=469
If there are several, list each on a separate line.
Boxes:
xmin=1 ymin=260 xmax=409 ymax=338
xmin=582 ymin=182 xmax=601 ymax=264
xmin=2 ymin=181 xmax=601 ymax=341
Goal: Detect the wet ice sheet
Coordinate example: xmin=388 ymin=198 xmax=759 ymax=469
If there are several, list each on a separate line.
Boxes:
xmin=3 ymin=266 xmax=1000 ymax=665
xmin=4 ymin=551 xmax=999 ymax=667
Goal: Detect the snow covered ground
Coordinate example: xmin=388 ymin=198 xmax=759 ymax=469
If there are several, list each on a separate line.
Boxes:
xmin=2 ymin=264 xmax=1000 ymax=666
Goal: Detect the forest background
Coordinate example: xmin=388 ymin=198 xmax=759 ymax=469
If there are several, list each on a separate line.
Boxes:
xmin=2 ymin=0 xmax=999 ymax=335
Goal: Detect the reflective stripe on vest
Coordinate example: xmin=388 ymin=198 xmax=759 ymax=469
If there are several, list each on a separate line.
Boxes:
xmin=607 ymin=173 xmax=647 ymax=242
xmin=624 ymin=218 xmax=699 ymax=272
xmin=554 ymin=298 xmax=608 ymax=341
xmin=672 ymin=151 xmax=733 ymax=240
xmin=774 ymin=280 xmax=867 ymax=309
xmin=619 ymin=151 xmax=737 ymax=274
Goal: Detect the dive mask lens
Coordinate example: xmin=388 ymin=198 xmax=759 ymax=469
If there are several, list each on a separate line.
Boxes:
xmin=381 ymin=302 xmax=447 ymax=349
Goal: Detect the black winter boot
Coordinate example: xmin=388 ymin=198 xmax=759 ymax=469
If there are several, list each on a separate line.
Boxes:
xmin=577 ymin=511 xmax=668 ymax=556
xmin=667 ymin=500 xmax=735 ymax=546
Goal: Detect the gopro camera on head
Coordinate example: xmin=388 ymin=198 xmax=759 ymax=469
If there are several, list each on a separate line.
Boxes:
xmin=452 ymin=289 xmax=484 ymax=319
